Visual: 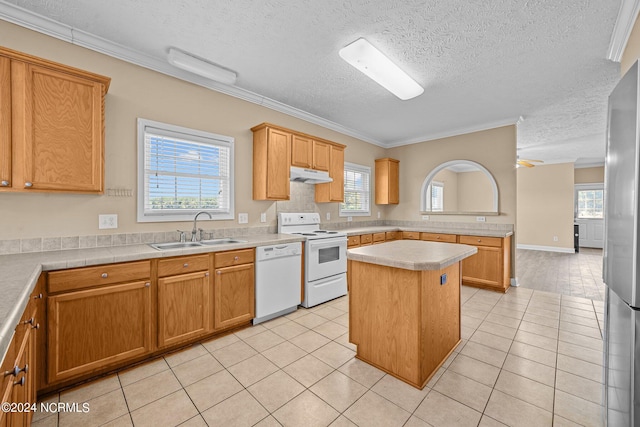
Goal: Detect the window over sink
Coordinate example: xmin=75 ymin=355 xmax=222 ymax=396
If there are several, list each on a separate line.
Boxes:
xmin=137 ymin=118 xmax=234 ymax=222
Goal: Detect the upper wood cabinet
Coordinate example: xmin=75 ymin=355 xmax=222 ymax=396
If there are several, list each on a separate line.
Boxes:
xmin=252 ymin=122 xmax=346 ymax=202
xmin=375 ymin=158 xmax=399 ymax=204
xmin=0 ymin=47 xmax=110 ymax=194
xmin=315 ymin=144 xmax=345 ymax=203
xmin=252 ymin=124 xmax=291 ymax=200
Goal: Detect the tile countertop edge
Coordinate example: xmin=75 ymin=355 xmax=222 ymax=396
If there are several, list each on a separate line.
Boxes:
xmin=0 ymin=233 xmax=305 ymax=368
xmin=341 ymin=226 xmax=513 ymax=238
xmin=348 ymin=241 xmax=478 ymax=271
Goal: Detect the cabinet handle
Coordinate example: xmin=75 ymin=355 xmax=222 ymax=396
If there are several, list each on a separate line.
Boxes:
xmin=234 ymin=256 xmax=239 ymax=261
xmin=145 ymin=282 xmax=150 ymax=287
xmin=14 ymin=377 xmax=25 ymax=387
xmin=24 ymin=182 xmax=33 ymax=188
xmin=1 ymin=180 xmax=8 ymax=186
xmin=4 ymin=364 xmax=28 ymax=377
xmin=101 ymin=273 xmax=108 ymax=278
xmin=23 ymin=318 xmax=34 ymax=326
xmin=32 ymin=323 xmax=40 ymax=330
xmin=183 ymin=263 xmax=189 ymax=268
xmin=216 ymin=271 xmax=221 ymax=275
xmin=34 ymin=293 xmax=43 ymax=299
xmin=477 ymin=239 xmax=481 ymax=243
xmin=205 ymin=272 xmax=210 ymax=277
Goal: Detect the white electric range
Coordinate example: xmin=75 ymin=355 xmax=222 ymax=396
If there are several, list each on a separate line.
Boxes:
xmin=278 ymin=213 xmax=348 ymax=308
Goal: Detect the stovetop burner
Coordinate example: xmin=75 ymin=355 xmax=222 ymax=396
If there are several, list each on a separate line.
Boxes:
xmin=278 ymin=213 xmax=347 ymax=240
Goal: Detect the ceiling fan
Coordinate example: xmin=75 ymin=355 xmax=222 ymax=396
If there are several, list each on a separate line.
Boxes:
xmin=517 ymin=157 xmax=544 ymax=168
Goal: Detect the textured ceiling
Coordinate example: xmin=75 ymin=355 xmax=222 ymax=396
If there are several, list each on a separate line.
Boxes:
xmin=2 ymin=0 xmax=623 ymax=165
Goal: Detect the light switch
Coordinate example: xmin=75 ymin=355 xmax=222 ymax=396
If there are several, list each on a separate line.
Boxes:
xmin=238 ymin=213 xmax=249 ymax=224
xmin=260 ymin=212 xmax=267 ymax=223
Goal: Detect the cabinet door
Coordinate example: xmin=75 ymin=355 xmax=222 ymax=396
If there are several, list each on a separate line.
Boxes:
xmin=17 ymin=62 xmax=104 ymax=192
xmin=291 ymin=135 xmax=312 ymax=168
xmin=266 ymin=128 xmax=291 ymax=200
xmin=388 ymin=159 xmax=399 ymax=204
xmin=315 ymin=145 xmax=344 ymax=202
xmin=158 ymin=271 xmax=211 ymax=348
xmin=0 ymin=56 xmax=10 ymax=190
xmin=214 ymin=264 xmax=255 ymax=330
xmin=47 ymin=281 xmax=152 ymax=383
xmin=312 ymin=141 xmax=330 ymax=171
xmin=461 ymin=245 xmax=502 ymax=288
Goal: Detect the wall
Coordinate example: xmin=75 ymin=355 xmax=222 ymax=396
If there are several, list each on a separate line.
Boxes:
xmin=621 ymin=12 xmax=640 ymax=75
xmin=386 ymin=126 xmax=517 ymax=226
xmin=574 ymin=166 xmax=604 ymax=184
xmin=0 ymin=20 xmax=388 ymax=240
xmin=458 ymin=170 xmax=495 ymax=212
xmin=517 ymin=163 xmax=575 ymax=250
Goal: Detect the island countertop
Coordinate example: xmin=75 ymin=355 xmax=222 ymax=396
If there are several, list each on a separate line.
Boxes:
xmin=347 ymin=240 xmax=477 ymax=271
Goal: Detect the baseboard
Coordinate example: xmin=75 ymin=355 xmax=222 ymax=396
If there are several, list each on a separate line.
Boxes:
xmin=517 ymin=244 xmax=575 ymax=253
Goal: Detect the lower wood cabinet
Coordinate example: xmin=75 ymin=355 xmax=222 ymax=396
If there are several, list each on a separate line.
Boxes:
xmin=214 ymin=263 xmax=255 ymax=330
xmin=47 ymin=280 xmax=153 ymax=383
xmin=458 ymin=235 xmax=511 ymax=292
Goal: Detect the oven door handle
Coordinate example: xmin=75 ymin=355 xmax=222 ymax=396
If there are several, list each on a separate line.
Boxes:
xmin=307 ymin=239 xmax=347 ymax=251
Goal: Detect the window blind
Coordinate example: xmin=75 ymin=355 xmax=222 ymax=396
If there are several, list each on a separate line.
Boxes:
xmin=341 ymin=163 xmax=370 ymax=215
xmin=142 ymin=125 xmax=231 ymax=216
xmin=431 ymin=182 xmax=444 ymax=212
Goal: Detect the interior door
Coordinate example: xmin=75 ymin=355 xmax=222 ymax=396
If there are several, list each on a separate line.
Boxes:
xmin=575 ymin=184 xmax=604 ymax=249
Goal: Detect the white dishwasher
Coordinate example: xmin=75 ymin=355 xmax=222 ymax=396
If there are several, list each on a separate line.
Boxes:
xmin=253 ymin=242 xmax=302 ymax=325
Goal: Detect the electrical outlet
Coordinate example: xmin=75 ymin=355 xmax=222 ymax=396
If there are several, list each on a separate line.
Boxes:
xmin=98 ymin=214 xmax=118 ymax=229
xmin=326 ymin=212 xmax=330 ymax=221
xmin=476 ymin=216 xmax=486 ymax=222
xmin=553 ymin=236 xmax=559 ymax=242
xmin=377 ymin=212 xmax=381 ymax=219
xmin=260 ymin=212 xmax=266 ymax=223
xmin=347 ymin=216 xmax=353 ymax=222
xmin=422 ymin=215 xmax=430 ymax=220
xmin=238 ymin=213 xmax=249 ymax=224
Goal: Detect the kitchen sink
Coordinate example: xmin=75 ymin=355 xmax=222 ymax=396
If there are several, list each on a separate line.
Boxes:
xmin=149 ymin=239 xmax=248 ymax=250
xmin=200 ymin=238 xmax=248 ymax=245
xmin=149 ymin=242 xmax=205 ymax=250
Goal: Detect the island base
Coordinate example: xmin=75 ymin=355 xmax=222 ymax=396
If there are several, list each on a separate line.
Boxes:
xmin=349 ymin=260 xmax=461 ymax=389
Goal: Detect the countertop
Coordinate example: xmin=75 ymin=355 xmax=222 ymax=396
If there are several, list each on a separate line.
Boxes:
xmin=348 ymin=240 xmax=478 ymax=271
xmin=0 ymin=233 xmax=304 ymax=366
xmin=340 ymin=225 xmax=513 ymax=238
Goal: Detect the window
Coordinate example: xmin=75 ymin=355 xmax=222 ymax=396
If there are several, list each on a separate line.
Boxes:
xmin=576 ymin=185 xmax=604 ymax=219
xmin=340 ymin=162 xmax=370 ymax=216
xmin=429 ymin=181 xmax=444 ymax=212
xmin=137 ymin=118 xmax=234 ymax=222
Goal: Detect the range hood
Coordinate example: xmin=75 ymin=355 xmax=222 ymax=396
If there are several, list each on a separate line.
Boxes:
xmin=290 ymin=166 xmax=333 ymax=184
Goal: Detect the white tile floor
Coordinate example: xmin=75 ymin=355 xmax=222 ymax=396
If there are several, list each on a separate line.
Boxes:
xmin=32 ymin=285 xmax=605 ymax=427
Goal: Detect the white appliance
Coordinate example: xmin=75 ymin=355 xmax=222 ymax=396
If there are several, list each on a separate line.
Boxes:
xmin=603 ymin=60 xmax=640 ymax=426
xmin=289 ymin=166 xmax=333 ymax=184
xmin=253 ymin=242 xmax=302 ymax=325
xmin=278 ymin=213 xmax=347 ymax=307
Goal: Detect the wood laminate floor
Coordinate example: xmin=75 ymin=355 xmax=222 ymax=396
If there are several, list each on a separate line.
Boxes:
xmin=516 ymin=248 xmax=605 ymax=301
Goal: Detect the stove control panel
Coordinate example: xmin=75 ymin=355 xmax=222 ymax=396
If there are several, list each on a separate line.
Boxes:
xmin=278 ymin=213 xmax=321 ymax=225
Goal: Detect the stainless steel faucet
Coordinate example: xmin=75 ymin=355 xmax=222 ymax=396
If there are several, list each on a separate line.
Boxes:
xmin=192 ymin=211 xmax=212 ymax=241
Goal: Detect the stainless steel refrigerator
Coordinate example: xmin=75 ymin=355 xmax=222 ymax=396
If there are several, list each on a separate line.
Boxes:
xmin=604 ymin=60 xmax=640 ymax=427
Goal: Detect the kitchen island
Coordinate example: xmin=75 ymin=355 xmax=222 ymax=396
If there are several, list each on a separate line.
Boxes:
xmin=348 ymin=240 xmax=477 ymax=389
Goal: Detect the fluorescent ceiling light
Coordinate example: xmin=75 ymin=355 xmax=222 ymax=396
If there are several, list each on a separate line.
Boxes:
xmin=167 ymin=48 xmax=237 ymax=85
xmin=339 ymin=38 xmax=424 ymax=100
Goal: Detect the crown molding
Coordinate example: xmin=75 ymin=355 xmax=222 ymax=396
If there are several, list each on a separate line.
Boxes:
xmin=607 ymin=0 xmax=640 ymax=62
xmin=384 ymin=117 xmax=520 ymax=148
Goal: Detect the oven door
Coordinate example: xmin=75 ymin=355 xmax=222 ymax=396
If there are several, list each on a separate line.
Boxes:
xmin=306 ymin=237 xmax=347 ymax=282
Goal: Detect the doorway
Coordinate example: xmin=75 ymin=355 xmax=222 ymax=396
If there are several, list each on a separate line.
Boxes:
xmin=574 ymin=183 xmax=604 ymax=249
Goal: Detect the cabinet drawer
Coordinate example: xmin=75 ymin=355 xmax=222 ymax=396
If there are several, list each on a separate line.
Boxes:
xmin=347 ymin=235 xmax=361 ymax=247
xmin=360 ymin=234 xmax=373 ymax=245
xmin=372 ymin=232 xmax=386 ymax=243
xmin=385 ymin=231 xmax=400 ymax=241
xmin=158 ymin=255 xmax=210 ymax=277
xmin=402 ymin=231 xmax=420 ymax=240
xmin=215 ymin=249 xmax=255 ymax=268
xmin=48 ymin=261 xmax=150 ymax=293
xmin=420 ymin=233 xmax=457 ymax=243
xmin=458 ymin=235 xmax=503 ymax=248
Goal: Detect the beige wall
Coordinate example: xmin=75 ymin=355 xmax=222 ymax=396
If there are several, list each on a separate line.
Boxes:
xmin=574 ymin=166 xmax=604 ymax=184
xmin=517 ymin=163 xmax=575 ymax=249
xmin=622 ymin=13 xmax=640 ymax=75
xmin=387 ymin=126 xmax=517 ymax=225
xmin=458 ymin=171 xmax=495 ymax=212
xmin=0 ymin=21 xmax=388 ymax=240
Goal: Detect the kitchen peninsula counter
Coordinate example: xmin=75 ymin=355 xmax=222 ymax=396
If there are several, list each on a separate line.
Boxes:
xmin=348 ymin=240 xmax=477 ymax=389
